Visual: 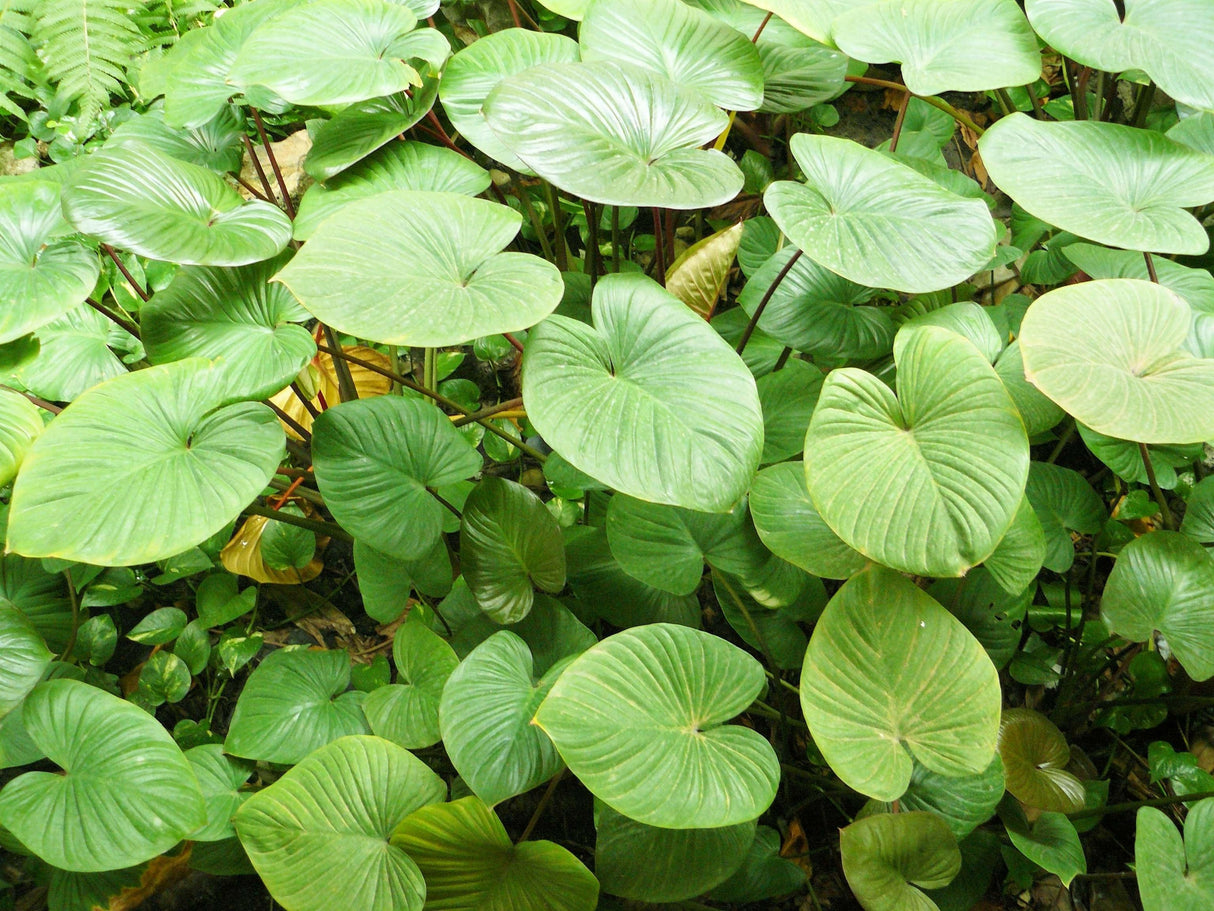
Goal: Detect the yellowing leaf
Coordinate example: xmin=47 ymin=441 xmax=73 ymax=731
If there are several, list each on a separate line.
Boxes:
xmin=269 ymin=345 xmax=392 ymax=439
xmin=221 ymin=515 xmax=324 ymax=584
xmin=664 ymin=222 xmax=744 ymax=318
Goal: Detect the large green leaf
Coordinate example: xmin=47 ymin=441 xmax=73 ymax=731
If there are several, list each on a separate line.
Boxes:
xmin=523 ymin=273 xmax=763 ymax=512
xmin=1019 ymin=279 xmax=1214 ymax=443
xmin=804 ymin=325 xmax=1029 ymax=577
xmin=841 ymin=812 xmax=961 ymax=911
xmin=0 ymin=389 xmax=42 ymax=488
xmin=979 ymin=113 xmax=1214 ymax=254
xmin=929 ymin=569 xmax=1031 ymax=669
xmin=483 ymin=61 xmax=744 ymax=209
xmin=993 ymin=340 xmax=1066 ymax=436
xmin=1024 ymin=462 xmax=1106 ymax=573
xmin=1002 ymin=802 xmax=1086 ymax=887
xmin=229 ymin=0 xmax=447 ymax=107
xmin=713 ymin=568 xmax=819 ymax=670
xmin=277 ymin=191 xmax=561 ymax=346
xmin=107 ymin=104 xmax=244 ymax=174
xmin=0 ymin=679 xmax=205 ymax=872
xmin=834 ymin=0 xmax=1038 ymax=96
xmin=224 ymin=649 xmax=370 ymax=764
xmin=734 ymin=0 xmax=851 ymax=44
xmin=0 ymin=556 xmax=72 ymax=652
xmin=0 ymin=605 xmax=51 ymax=719
xmin=895 ymin=758 xmax=1006 ymax=841
xmin=982 ymin=494 xmax=1047 ymax=597
xmin=580 ymin=0 xmax=764 ymax=110
xmin=7 ymin=359 xmax=284 ymax=566
xmin=765 ymin=134 xmax=998 ymax=293
xmin=461 ymin=478 xmax=566 ymax=624
xmin=364 ymin=616 xmax=458 ymax=749
xmin=293 ymin=142 xmax=489 ymax=240
xmin=1102 ymin=531 xmax=1214 ymax=681
xmin=594 ymin=801 xmax=752 ymax=901
xmin=1182 ymin=475 xmax=1214 ymax=546
xmin=438 ymin=631 xmax=564 ymax=806
xmin=708 ymin=824 xmax=806 ymax=902
xmin=60 ymin=141 xmax=292 ymax=266
xmin=233 ymin=735 xmax=445 ymax=911
xmin=749 ymin=462 xmax=868 ymax=579
xmin=756 ymin=359 xmax=823 ymax=463
xmin=0 ymin=181 xmax=98 ymax=344
xmin=535 ymin=623 xmax=778 ymax=828
xmin=312 ymin=395 xmax=482 ymax=562
xmin=997 ymin=708 xmax=1085 ymax=813
xmin=141 ymin=254 xmax=315 ymax=400
xmin=1025 ymin=0 xmax=1214 ymax=112
xmin=15 ymin=304 xmax=136 ymax=402
xmin=605 ymin=495 xmax=765 ymax=595
xmin=185 ymin=744 xmax=254 ymax=843
xmin=1137 ymin=799 xmax=1214 ymax=911
xmin=800 ymin=568 xmax=1002 ymax=801
xmin=391 ymin=796 xmax=599 ymax=910
xmin=438 ymin=28 xmax=582 ymax=174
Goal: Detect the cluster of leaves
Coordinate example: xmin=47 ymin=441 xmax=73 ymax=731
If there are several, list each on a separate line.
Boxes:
xmin=3 ymin=0 xmax=1214 ymax=909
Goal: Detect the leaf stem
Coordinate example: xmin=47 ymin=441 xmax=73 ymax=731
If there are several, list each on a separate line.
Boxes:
xmin=84 ymin=296 xmax=141 ymax=339
xmin=1143 ymin=251 xmax=1159 ymax=283
xmin=514 ymin=183 xmax=555 ymax=262
xmin=650 ymin=207 xmax=667 ymax=284
xmin=290 ymin=382 xmax=322 ymax=419
xmin=610 ymin=205 xmax=621 ymax=273
xmin=737 ymin=248 xmax=802 ymax=354
xmin=244 ymin=502 xmax=352 ymax=541
xmin=519 ymin=768 xmax=566 ymax=842
xmin=240 ymin=132 xmax=277 ymax=204
xmin=250 ymin=107 xmax=295 ymax=219
xmin=59 ymin=569 xmax=79 ymax=662
xmin=843 ymin=76 xmax=985 ymax=135
xmin=452 ymin=397 xmax=524 ymax=427
xmin=1069 ymin=789 xmax=1214 ymax=821
xmin=322 ymin=326 xmax=360 ymax=403
xmin=264 ymin=398 xmax=312 ymax=441
xmin=1 ymin=384 xmax=62 ymax=414
xmin=100 ymin=245 xmax=149 ymax=302
xmin=888 ymin=90 xmax=911 ymax=154
xmin=581 ymin=199 xmax=600 ymax=287
xmin=546 ymin=183 xmax=569 ymax=271
xmin=1139 ymin=442 xmax=1175 ymax=529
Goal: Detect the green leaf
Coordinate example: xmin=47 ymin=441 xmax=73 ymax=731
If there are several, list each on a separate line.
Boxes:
xmin=234 ymin=735 xmax=445 ymax=911
xmin=523 ymin=273 xmax=763 ymax=512
xmin=1077 ymin=423 xmax=1200 ymax=488
xmin=196 ymin=573 xmax=257 ymax=628
xmin=293 ymin=142 xmax=490 ymax=241
xmin=0 ymin=556 xmax=72 ymax=652
xmin=982 ymin=495 xmax=1047 ymax=597
xmin=979 ymin=113 xmax=1214 ymax=254
xmin=0 ymin=389 xmax=43 ymax=488
xmin=993 ymin=341 xmax=1065 ymax=436
xmin=0 ymin=181 xmax=98 ymax=344
xmin=0 ymin=679 xmax=205 ymax=871
xmin=0 ymin=605 xmax=51 ymax=719
xmin=461 ymin=478 xmax=566 ymax=624
xmin=605 ymin=495 xmax=764 ymax=595
xmin=896 ymin=758 xmax=1006 ymax=840
xmin=929 ymin=568 xmax=1031 ymax=669
xmin=580 ymin=0 xmax=764 ymax=110
xmin=127 ymin=606 xmax=188 ymax=645
xmin=997 ymin=708 xmax=1085 ymax=813
xmin=15 ymin=304 xmax=135 ymax=402
xmin=277 ymin=191 xmax=562 ymax=346
xmin=142 ymin=254 xmax=315 ymax=401
xmin=229 ymin=0 xmax=446 ymax=107
xmin=593 ymin=801 xmax=753 ymax=902
xmin=712 ymin=569 xmax=817 ymax=670
xmin=1022 ymin=279 xmax=1214 ymax=443
xmin=902 ymin=301 xmax=1004 ymax=365
xmin=766 ymin=134 xmax=998 ymax=293
xmin=390 ymin=796 xmax=599 ymax=910
xmin=483 ymin=61 xmax=744 ymax=209
xmin=363 ymin=616 xmax=458 ymax=749
xmin=1102 ymin=531 xmax=1214 ymax=681
xmin=756 ymin=359 xmax=823 ymax=463
xmin=137 ymin=651 xmax=192 ymax=706
xmin=1025 ymin=462 xmax=1106 ymax=573
xmin=224 ymin=649 xmax=370 ymax=764
xmin=1025 ymin=0 xmax=1214 ymax=112
xmin=174 ymin=620 xmax=211 ymax=676
xmin=832 ymin=0 xmax=1039 ymax=96
xmin=60 ymin=141 xmax=292 ymax=266
xmin=108 ymin=105 xmax=244 ymax=174
xmin=1137 ymin=798 xmax=1214 ymax=911
xmin=729 ymin=0 xmax=851 ymax=44
xmin=7 ymin=360 xmax=285 ymax=566
xmin=535 ymin=623 xmax=778 ymax=828
xmin=749 ymin=462 xmax=868 ymax=579
xmin=438 ymin=631 xmax=564 ymax=806
xmin=804 ymin=325 xmax=1029 ymax=577
xmin=354 ymin=538 xmax=452 ymax=622
xmin=438 ymin=28 xmax=582 ymax=174
xmin=75 ymin=614 xmax=118 ymax=667
xmin=312 ymin=395 xmax=482 ymax=561
xmin=708 ymin=824 xmax=805 ymax=903
xmin=801 ymin=568 xmax=1001 ymax=801
xmin=1002 ymin=801 xmax=1086 ymax=887
xmin=185 ymin=744 xmax=253 ymax=842
xmin=259 ymin=506 xmax=316 ymax=571
xmin=840 ymin=812 xmax=961 ymax=911
xmin=1182 ymin=476 xmax=1214 ymax=546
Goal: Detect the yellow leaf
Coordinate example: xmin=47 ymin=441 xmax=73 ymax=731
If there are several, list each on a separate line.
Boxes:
xmin=664 ymin=222 xmax=744 ymax=318
xmin=269 ymin=345 xmax=393 ymax=439
xmin=221 ymin=514 xmax=324 ymax=584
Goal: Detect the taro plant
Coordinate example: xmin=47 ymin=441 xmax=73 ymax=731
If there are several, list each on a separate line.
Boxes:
xmin=3 ymin=0 xmax=1214 ymax=909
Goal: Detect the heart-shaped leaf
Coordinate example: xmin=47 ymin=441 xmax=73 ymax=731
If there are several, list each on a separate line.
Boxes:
xmin=1182 ymin=476 xmax=1214 ymax=546
xmin=766 ymin=134 xmax=998 ymax=292
xmin=929 ymin=568 xmax=1031 ymax=669
xmin=1002 ymin=801 xmax=1086 ymax=887
xmin=708 ymin=824 xmax=806 ymax=902
xmin=979 ymin=113 xmax=1214 ymax=254
xmin=277 ymin=191 xmax=562 ymax=346
xmin=0 ymin=679 xmax=205 ymax=872
xmin=15 ymin=304 xmax=135 ymax=402
xmin=832 ymin=0 xmax=1040 ymax=96
xmin=1020 ymin=279 xmax=1214 ymax=443
xmin=141 ymin=254 xmax=315 ymax=400
xmin=7 ymin=359 xmax=285 ymax=566
xmin=439 ymin=631 xmax=564 ymax=806
xmin=61 ymin=141 xmax=292 ymax=266
xmin=1102 ymin=531 xmax=1214 ymax=681
xmin=524 ymin=273 xmax=763 ymax=512
xmin=801 ymin=568 xmax=1001 ymax=801
xmin=0 ymin=181 xmax=98 ymax=344
xmin=535 ymin=623 xmax=779 ymax=828
xmin=804 ymin=325 xmax=1029 ymax=577
xmin=364 ymin=617 xmax=458 ymax=749
xmin=224 ymin=649 xmax=370 ymax=764
xmin=391 ymin=795 xmax=599 ymax=910
xmin=233 ymin=735 xmax=445 ymax=911
xmin=983 ymin=494 xmax=1047 ymax=597
xmin=312 ymin=395 xmax=482 ymax=561
xmin=997 ymin=708 xmax=1085 ymax=813
xmin=840 ymin=811 xmax=961 ymax=911
xmin=580 ymin=0 xmax=764 ymax=110
xmin=1137 ymin=798 xmax=1214 ymax=911
xmin=895 ymin=758 xmax=1006 ymax=840
xmin=0 ymin=606 xmax=51 ymax=719
xmin=483 ymin=61 xmax=743 ymax=209
xmin=1024 ymin=462 xmax=1106 ymax=573
xmin=461 ymin=478 xmax=566 ymax=624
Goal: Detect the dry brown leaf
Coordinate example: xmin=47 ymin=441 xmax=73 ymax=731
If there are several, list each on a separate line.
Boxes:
xmin=269 ymin=345 xmax=393 ymax=438
xmin=780 ymin=817 xmax=814 ymax=877
xmin=221 ymin=515 xmax=324 ymax=584
xmin=106 ymin=845 xmax=194 ymax=911
xmin=291 ymin=602 xmax=358 ymax=647
xmin=239 ymin=129 xmax=313 ymax=204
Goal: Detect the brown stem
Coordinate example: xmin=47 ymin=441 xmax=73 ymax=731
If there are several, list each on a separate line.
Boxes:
xmin=1074 ymin=64 xmax=1092 ymax=120
xmin=888 ymin=90 xmax=912 ymax=154
xmin=452 ymin=397 xmax=524 ymax=427
xmin=1068 ymin=789 xmax=1214 ymax=821
xmin=322 ymin=326 xmax=359 ymax=403
xmin=85 ymin=297 xmax=140 ymax=339
xmin=503 ymin=333 xmax=525 ymax=354
xmin=519 ymin=769 xmax=566 ymax=842
xmin=1143 ymin=251 xmax=1159 ymax=283
xmin=1026 ymin=81 xmax=1046 ymax=119
xmin=651 ymin=207 xmax=667 ymax=285
xmin=241 ymin=133 xmax=277 ymax=204
xmin=250 ymin=107 xmax=295 ymax=219
xmin=100 ymin=245 xmax=149 ymax=302
xmin=264 ymin=399 xmax=312 ymax=440
xmin=244 ymin=503 xmax=352 ymax=541
xmin=425 ymin=110 xmax=474 ymax=160
xmin=1139 ymin=442 xmax=1176 ymax=529
xmin=844 ymin=76 xmax=986 ymax=135
xmin=751 ymin=11 xmax=773 ymax=42
xmin=290 ymin=381 xmax=322 ymax=419
xmin=0 ymin=384 xmax=61 ymax=414
xmin=737 ymin=249 xmax=803 ymax=355
xmin=235 ymin=175 xmax=270 ymax=201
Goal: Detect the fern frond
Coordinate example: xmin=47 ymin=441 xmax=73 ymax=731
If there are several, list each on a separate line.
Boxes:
xmin=0 ymin=0 xmax=38 ymax=113
xmin=31 ymin=0 xmax=142 ymax=126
